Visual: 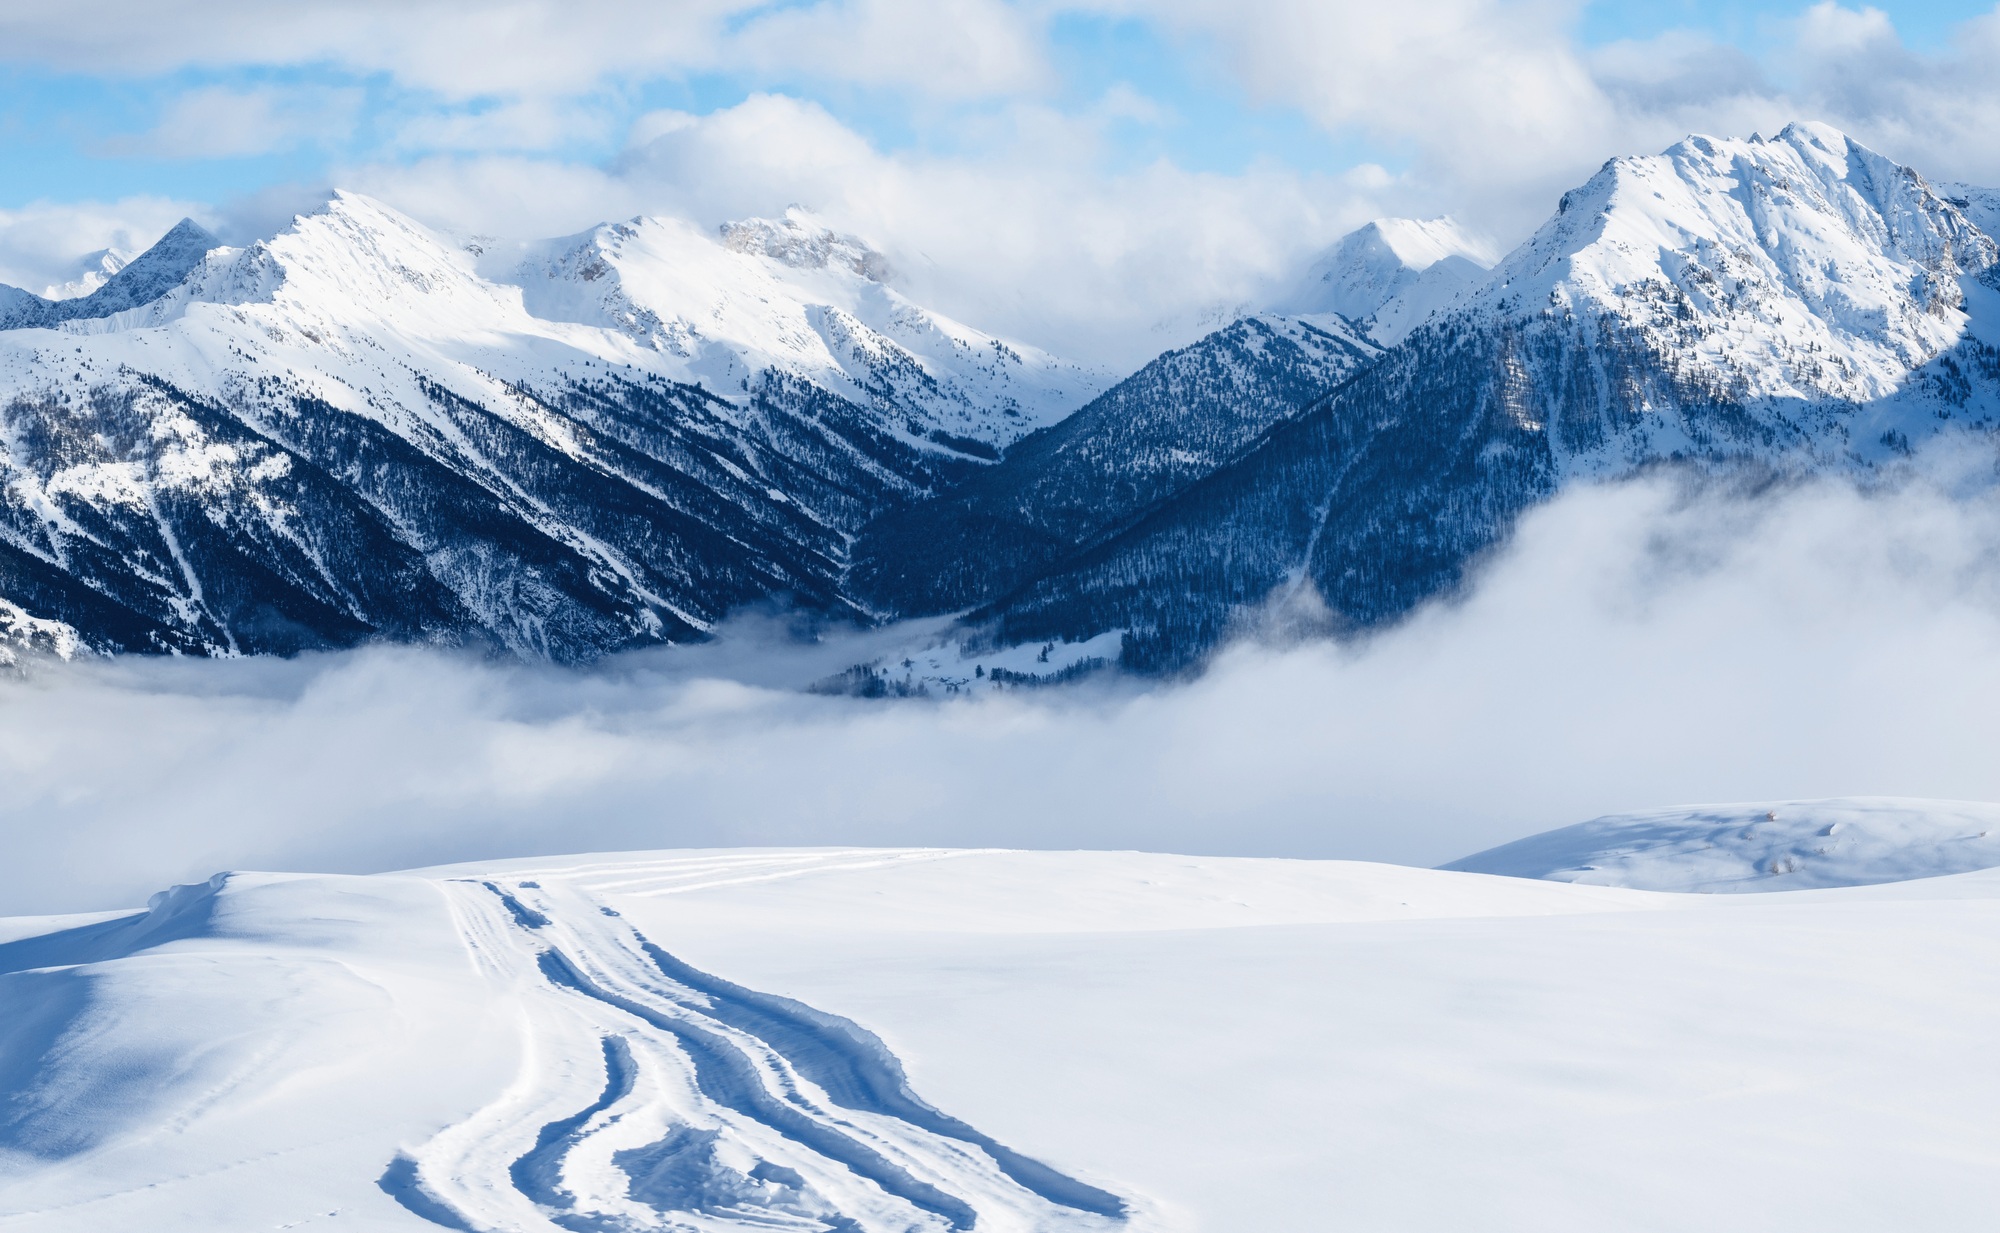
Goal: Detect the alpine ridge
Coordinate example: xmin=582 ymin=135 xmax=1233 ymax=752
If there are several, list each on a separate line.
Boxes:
xmin=1 ymin=122 xmax=1997 ymax=672
xmin=909 ymin=122 xmax=2000 ymax=670
xmin=0 ymin=194 xmax=1102 ymax=660
xmin=850 ymin=312 xmax=1379 ymax=618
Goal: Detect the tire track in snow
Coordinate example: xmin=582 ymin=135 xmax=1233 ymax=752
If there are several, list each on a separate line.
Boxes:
xmin=384 ymin=876 xmax=1131 ymax=1232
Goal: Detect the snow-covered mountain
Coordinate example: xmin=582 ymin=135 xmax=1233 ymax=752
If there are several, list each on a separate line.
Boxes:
xmin=1447 ymin=797 xmax=2000 ymax=891
xmin=40 ymin=246 xmax=131 ymax=301
xmin=945 ymin=123 xmax=2000 ymax=669
xmin=852 ymin=313 xmax=1378 ymax=617
xmin=3 ymin=123 xmax=1997 ymax=671
xmin=1941 ymin=181 xmax=2000 ymax=249
xmin=0 ymin=219 xmax=218 ymax=331
xmin=1278 ymin=216 xmax=1495 ymax=345
xmin=507 ymin=207 xmax=1105 ymax=456
xmin=0 ymin=194 xmax=1104 ymax=660
xmin=1467 ymin=121 xmax=1998 ymax=464
xmin=12 ymin=843 xmax=2000 ymax=1230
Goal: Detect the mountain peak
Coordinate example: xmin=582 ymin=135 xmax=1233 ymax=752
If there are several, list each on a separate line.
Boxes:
xmin=1358 ymin=217 xmax=1497 ymax=272
xmin=1473 ymin=122 xmax=1996 ymax=405
xmin=1278 ymin=216 xmax=1494 ymax=343
xmin=0 ymin=215 xmax=221 ymax=329
xmin=42 ymin=246 xmax=132 ymax=300
xmin=719 ymin=208 xmax=892 ymax=283
xmin=1774 ymin=118 xmax=1854 ymax=155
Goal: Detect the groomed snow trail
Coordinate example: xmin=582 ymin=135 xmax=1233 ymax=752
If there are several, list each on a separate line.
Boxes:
xmin=387 ymin=871 xmax=1128 ymax=1232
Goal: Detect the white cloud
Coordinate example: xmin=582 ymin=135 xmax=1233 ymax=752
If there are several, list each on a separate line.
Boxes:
xmin=0 ymin=1 xmax=748 ymax=98
xmin=109 ymin=83 xmax=365 ymax=159
xmin=351 ymin=92 xmax=1384 ymax=364
xmin=10 ymin=467 xmax=2000 ymax=916
xmin=731 ymin=0 xmax=1052 ymax=98
xmin=0 ymin=0 xmax=1048 ymax=101
xmin=341 ymin=154 xmax=635 ymax=245
xmin=386 ymin=95 xmax=622 ymax=155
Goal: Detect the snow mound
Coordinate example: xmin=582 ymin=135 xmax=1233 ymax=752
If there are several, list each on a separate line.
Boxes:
xmin=1444 ymin=797 xmax=2000 ymax=891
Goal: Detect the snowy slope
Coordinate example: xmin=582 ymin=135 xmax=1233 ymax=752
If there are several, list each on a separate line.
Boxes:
xmin=1445 ymin=797 xmax=2000 ymax=891
xmin=509 ymin=208 xmax=1107 ymax=453
xmin=1279 ymin=217 xmax=1496 ymax=344
xmin=11 ymin=847 xmax=2000 ymax=1230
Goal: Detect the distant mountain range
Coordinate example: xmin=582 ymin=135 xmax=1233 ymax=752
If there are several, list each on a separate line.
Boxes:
xmin=2 ymin=121 xmax=1996 ymax=670
xmin=872 ymin=122 xmax=2000 ymax=671
xmin=0 ymin=195 xmax=1103 ymax=660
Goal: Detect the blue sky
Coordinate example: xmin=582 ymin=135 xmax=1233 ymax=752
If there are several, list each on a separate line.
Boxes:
xmin=0 ymin=1 xmax=1990 ymax=211
xmin=0 ymin=1 xmax=1996 ymax=360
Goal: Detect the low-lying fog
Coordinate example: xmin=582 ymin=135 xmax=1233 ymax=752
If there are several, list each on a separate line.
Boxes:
xmin=9 ymin=464 xmax=2000 ymax=915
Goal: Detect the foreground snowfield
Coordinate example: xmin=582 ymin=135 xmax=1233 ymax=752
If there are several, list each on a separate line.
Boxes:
xmin=6 ymin=845 xmax=2000 ymax=1231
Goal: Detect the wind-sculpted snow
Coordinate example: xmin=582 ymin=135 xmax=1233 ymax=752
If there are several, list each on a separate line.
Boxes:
xmin=0 ymin=854 xmax=1133 ymax=1232
xmin=1446 ymin=797 xmax=2000 ymax=892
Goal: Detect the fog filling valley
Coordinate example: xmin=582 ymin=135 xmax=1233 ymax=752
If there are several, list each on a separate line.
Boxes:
xmin=9 ymin=465 xmax=2000 ymax=916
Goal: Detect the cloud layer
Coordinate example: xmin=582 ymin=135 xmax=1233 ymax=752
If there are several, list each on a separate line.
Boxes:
xmin=10 ymin=463 xmax=2000 ymax=916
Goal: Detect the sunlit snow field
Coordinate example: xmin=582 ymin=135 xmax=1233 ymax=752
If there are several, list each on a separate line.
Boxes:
xmin=7 ymin=843 xmax=2000 ymax=1231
